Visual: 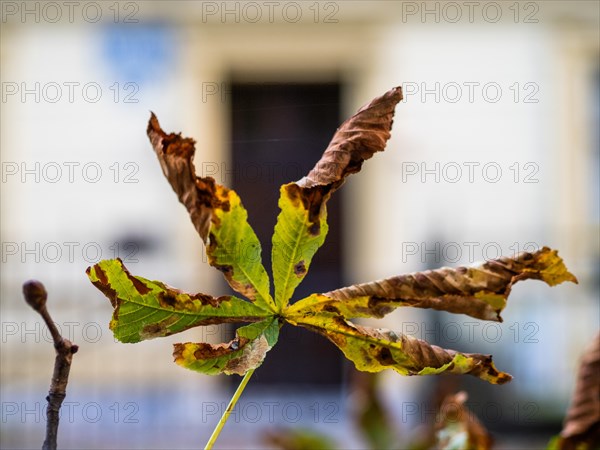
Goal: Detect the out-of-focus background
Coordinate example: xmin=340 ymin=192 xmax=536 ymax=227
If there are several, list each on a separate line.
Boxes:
xmin=1 ymin=1 xmax=598 ymax=449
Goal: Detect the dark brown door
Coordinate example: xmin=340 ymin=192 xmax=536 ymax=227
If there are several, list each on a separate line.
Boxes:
xmin=229 ymin=82 xmax=344 ymax=386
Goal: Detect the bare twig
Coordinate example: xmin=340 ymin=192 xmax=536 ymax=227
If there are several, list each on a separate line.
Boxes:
xmin=23 ymin=280 xmax=78 ymax=450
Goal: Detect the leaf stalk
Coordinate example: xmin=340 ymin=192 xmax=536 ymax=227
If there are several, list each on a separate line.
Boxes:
xmin=204 ymin=368 xmax=255 ymax=450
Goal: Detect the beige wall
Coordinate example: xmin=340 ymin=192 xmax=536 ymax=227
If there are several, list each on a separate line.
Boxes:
xmin=1 ymin=1 xmax=598 ymax=447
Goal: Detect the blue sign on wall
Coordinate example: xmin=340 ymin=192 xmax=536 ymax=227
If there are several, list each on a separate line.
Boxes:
xmin=102 ymin=23 xmax=175 ymax=85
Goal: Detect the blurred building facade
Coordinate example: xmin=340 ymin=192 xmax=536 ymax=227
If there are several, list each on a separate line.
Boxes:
xmin=1 ymin=1 xmax=598 ymax=448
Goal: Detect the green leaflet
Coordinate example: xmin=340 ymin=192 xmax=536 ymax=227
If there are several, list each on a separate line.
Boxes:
xmin=208 ymin=184 xmax=275 ymax=311
xmin=147 ymin=114 xmax=275 ymax=312
xmin=86 ymin=259 xmax=270 ymax=343
xmin=272 ymin=183 xmax=330 ymax=310
xmin=287 ymin=311 xmax=511 ymax=384
xmin=271 ymin=87 xmax=403 ymax=311
xmin=173 ymin=318 xmax=280 ymax=375
xmin=286 ymin=293 xmax=369 ymax=318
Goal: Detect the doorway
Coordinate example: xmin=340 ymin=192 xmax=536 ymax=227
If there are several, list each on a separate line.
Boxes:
xmin=229 ymin=81 xmax=344 ymax=386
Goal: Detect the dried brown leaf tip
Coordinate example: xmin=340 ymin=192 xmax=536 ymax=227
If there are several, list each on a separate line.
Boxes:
xmin=322 ymin=246 xmax=577 ymax=322
xmin=147 ymin=113 xmax=216 ymax=243
xmin=147 ymin=113 xmax=274 ymax=310
xmin=297 ymin=86 xmax=403 ymax=191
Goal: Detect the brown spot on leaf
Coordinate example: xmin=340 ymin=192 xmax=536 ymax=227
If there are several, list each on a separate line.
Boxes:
xmin=294 ymin=261 xmax=307 ymax=277
xmin=521 ymin=251 xmax=534 ymax=262
xmin=284 ymin=183 xmax=331 ymax=227
xmin=164 ymin=135 xmax=196 ymax=158
xmin=190 ymin=336 xmax=251 ymax=361
xmin=219 ymin=200 xmax=230 ymax=212
xmin=465 ymin=353 xmax=513 ymax=385
xmin=322 ymin=304 xmax=340 ymax=314
xmin=124 ymin=271 xmax=151 ymax=295
xmin=214 ymin=264 xmax=233 ymax=275
xmin=367 ymin=297 xmax=396 ymax=317
xmin=147 ymin=114 xmax=195 ymax=160
xmin=87 ymin=264 xmax=121 ymax=318
xmin=94 ymin=265 xmax=108 ymax=285
xmin=195 ymin=178 xmax=218 ymax=209
xmin=172 ymin=343 xmax=185 ymax=362
xmin=310 ymin=315 xmax=351 ymax=348
xmin=140 ymin=316 xmax=178 ymax=339
xmin=302 ymin=185 xmax=331 ymax=225
xmin=191 ymin=293 xmax=224 ymax=308
xmin=157 ymin=289 xmax=222 ymax=310
xmin=284 ymin=183 xmax=302 ymax=206
xmin=141 ymin=323 xmax=163 ymax=336
xmin=496 ymin=372 xmax=512 ymax=384
xmin=308 ymin=223 xmax=320 ymax=236
xmin=375 ymin=347 xmax=395 ymax=366
xmin=193 ymin=342 xmax=231 ymax=359
xmin=158 ymin=291 xmax=177 ymax=308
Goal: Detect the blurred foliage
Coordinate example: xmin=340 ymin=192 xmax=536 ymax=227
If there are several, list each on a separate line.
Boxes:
xmin=264 ymin=428 xmax=337 ymax=450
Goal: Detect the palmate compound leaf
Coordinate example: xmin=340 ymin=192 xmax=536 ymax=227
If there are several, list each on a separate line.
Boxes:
xmin=86 ymin=258 xmax=272 ymax=344
xmin=88 ymin=86 xmax=578 ymax=386
xmin=147 ymin=114 xmax=276 ymax=312
xmin=286 ymin=247 xmax=578 ymax=322
xmin=271 ymin=86 xmax=404 ymax=310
